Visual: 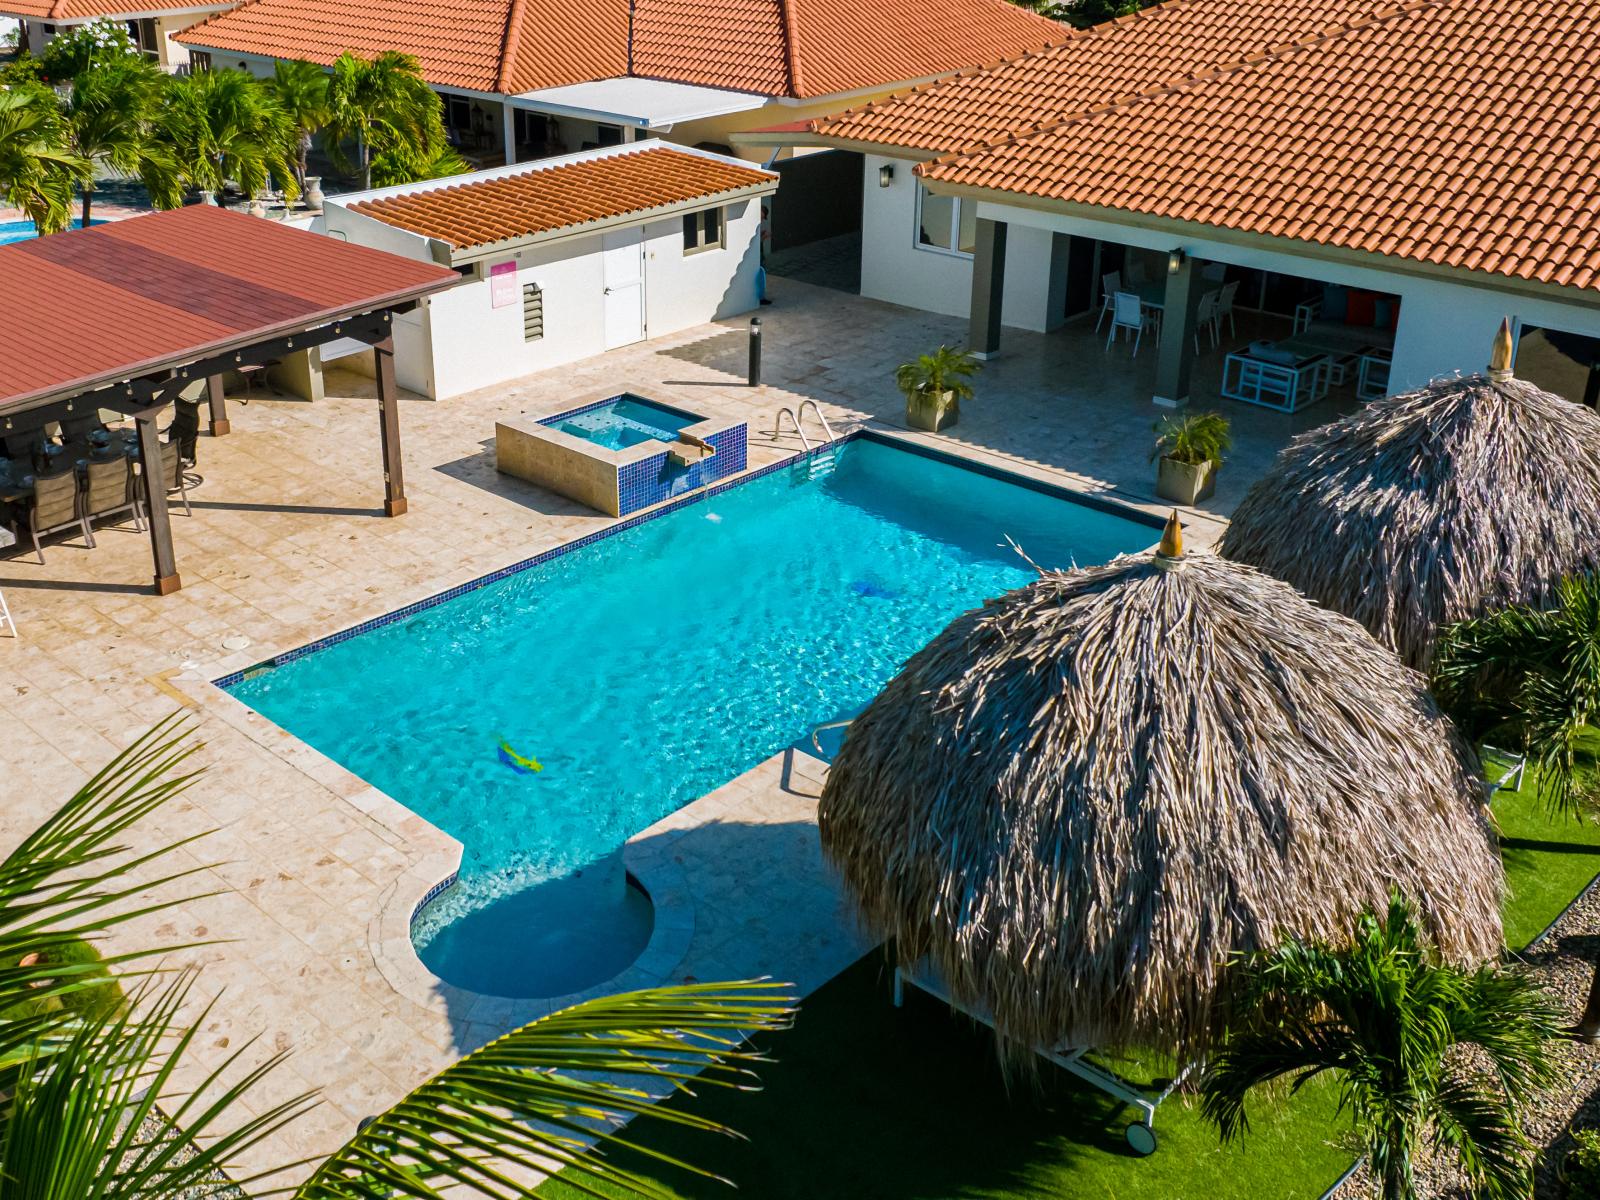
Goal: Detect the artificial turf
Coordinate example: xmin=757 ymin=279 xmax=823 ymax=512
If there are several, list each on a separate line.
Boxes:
xmin=539 ymin=769 xmax=1600 ymax=1200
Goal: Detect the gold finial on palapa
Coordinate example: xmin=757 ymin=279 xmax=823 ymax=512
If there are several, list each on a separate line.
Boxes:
xmin=1488 ymin=317 xmax=1515 ymax=383
xmin=1154 ymin=510 xmax=1185 ymax=567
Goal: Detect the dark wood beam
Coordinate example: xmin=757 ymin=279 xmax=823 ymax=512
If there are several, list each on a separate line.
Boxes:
xmin=206 ymin=374 xmax=230 ymax=436
xmin=374 ymin=336 xmax=406 ymax=517
xmin=135 ymin=412 xmax=180 ymax=594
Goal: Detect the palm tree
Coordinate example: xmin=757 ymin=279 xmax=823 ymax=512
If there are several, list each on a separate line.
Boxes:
xmin=158 ymin=67 xmax=299 ymax=205
xmin=1432 ymin=571 xmax=1600 ymax=816
xmin=1201 ymin=895 xmax=1561 ymax=1200
xmin=269 ymin=59 xmax=331 ymax=192
xmin=0 ymin=85 xmax=89 ymax=232
xmin=370 ymin=139 xmax=468 ymax=187
xmin=0 ymin=716 xmax=795 ymax=1197
xmin=63 ymin=56 xmax=182 ymax=226
xmin=323 ymin=50 xmax=443 ymax=190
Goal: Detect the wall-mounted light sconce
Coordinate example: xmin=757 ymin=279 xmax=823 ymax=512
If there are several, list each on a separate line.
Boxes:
xmin=1167 ymin=248 xmax=1187 ymax=275
xmin=879 ymin=164 xmax=895 ymax=188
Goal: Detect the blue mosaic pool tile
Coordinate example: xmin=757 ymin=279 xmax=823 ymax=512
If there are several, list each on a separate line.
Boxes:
xmin=214 ymin=431 xmax=1156 ymax=690
xmin=411 ymin=870 xmax=459 ymax=920
xmin=616 ymin=423 xmax=747 ymax=516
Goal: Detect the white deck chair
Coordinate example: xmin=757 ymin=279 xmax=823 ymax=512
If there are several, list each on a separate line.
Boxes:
xmin=1194 ymin=290 xmax=1220 ymax=354
xmin=894 ymin=964 xmax=1190 ymax=1156
xmin=1106 ymin=291 xmax=1153 ymax=356
xmin=1214 ymin=279 xmax=1241 ymax=339
xmin=1094 ymin=270 xmax=1122 ymax=333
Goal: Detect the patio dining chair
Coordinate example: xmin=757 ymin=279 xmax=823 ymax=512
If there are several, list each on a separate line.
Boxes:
xmin=24 ymin=469 xmax=90 ymax=564
xmin=137 ymin=439 xmax=192 ymax=518
xmin=60 ymin=413 xmax=105 ymax=443
xmin=1095 ymin=270 xmax=1123 ymax=333
xmin=1106 ymin=291 xmax=1155 ymax=356
xmin=82 ymin=457 xmax=142 ymax=543
xmin=1194 ymin=290 xmax=1221 ymax=354
xmin=1214 ymin=280 xmax=1241 ymax=340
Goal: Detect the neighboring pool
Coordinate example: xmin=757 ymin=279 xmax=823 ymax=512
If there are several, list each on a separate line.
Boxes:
xmin=547 ymin=394 xmax=696 ymax=451
xmin=225 ymin=437 xmax=1158 ymax=996
xmin=0 ymin=218 xmax=105 ymax=244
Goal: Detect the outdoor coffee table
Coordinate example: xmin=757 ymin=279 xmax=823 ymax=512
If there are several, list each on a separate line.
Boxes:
xmin=1221 ymin=344 xmax=1331 ymax=412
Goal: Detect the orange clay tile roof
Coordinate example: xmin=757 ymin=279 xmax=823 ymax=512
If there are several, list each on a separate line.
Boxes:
xmin=345 ymin=146 xmax=777 ymax=249
xmin=0 ymin=0 xmax=223 ymax=17
xmin=800 ymin=0 xmax=1600 ymax=293
xmin=176 ymin=0 xmax=1060 ymax=98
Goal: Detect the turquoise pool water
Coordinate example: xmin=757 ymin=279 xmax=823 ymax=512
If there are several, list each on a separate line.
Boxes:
xmin=548 ymin=395 xmax=695 ymax=451
xmin=226 ymin=438 xmax=1156 ymax=995
xmin=0 ymin=218 xmax=104 ymax=244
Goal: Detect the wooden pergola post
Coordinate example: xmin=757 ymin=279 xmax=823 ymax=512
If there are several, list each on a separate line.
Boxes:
xmin=374 ymin=336 xmax=406 ymax=517
xmin=135 ymin=411 xmax=181 ymax=594
xmin=206 ymin=373 xmax=230 ymax=436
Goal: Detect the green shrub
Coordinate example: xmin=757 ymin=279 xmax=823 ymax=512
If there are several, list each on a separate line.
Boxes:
xmin=0 ymin=938 xmax=125 ymax=1024
xmin=39 ymin=18 xmax=140 ymax=81
xmin=1153 ymin=411 xmax=1231 ymax=467
xmin=1567 ymin=1129 xmax=1600 ymax=1199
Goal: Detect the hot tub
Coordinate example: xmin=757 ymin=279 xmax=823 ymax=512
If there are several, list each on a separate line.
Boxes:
xmin=496 ymin=388 xmax=747 ymax=517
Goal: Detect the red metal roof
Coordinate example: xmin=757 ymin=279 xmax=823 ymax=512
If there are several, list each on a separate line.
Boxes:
xmin=0 ymin=205 xmax=457 ymax=411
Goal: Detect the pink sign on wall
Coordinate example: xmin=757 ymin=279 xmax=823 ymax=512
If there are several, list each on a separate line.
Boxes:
xmin=489 ymin=260 xmax=518 ymax=308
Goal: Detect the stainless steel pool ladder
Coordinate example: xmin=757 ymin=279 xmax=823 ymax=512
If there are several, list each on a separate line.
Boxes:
xmin=773 ymin=400 xmax=835 ymax=450
xmin=810 ymin=718 xmax=851 ymax=756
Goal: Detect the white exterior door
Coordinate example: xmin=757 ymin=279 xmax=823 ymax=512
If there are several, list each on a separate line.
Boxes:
xmin=601 ymin=228 xmax=645 ymax=350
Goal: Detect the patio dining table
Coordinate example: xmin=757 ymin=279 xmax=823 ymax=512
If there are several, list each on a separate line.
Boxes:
xmin=0 ymin=433 xmax=140 ymax=502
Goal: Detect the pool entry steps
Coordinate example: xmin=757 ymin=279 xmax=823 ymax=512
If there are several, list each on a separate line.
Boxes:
xmin=495 ymin=388 xmax=747 ymax=516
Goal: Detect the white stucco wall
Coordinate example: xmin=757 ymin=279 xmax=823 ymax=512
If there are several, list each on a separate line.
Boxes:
xmin=966 ymin=199 xmax=1600 ymax=393
xmin=861 ymin=164 xmax=1600 ymax=391
xmin=321 ymin=193 xmax=763 ymax=400
xmin=860 ymin=154 xmax=1064 ymax=334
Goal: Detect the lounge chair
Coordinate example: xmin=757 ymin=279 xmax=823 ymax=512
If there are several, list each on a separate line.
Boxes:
xmin=81 ymin=457 xmax=142 ymax=542
xmin=25 ymin=470 xmax=90 ymax=563
xmin=893 ymin=963 xmax=1191 ymax=1156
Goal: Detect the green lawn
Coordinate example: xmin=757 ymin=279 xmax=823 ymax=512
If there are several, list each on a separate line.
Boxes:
xmin=538 ymin=767 xmax=1600 ymax=1200
xmin=1490 ymin=753 xmax=1600 ymax=950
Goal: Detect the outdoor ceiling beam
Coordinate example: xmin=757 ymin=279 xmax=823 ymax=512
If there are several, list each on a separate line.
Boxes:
xmin=1 ymin=306 xmax=416 ymax=425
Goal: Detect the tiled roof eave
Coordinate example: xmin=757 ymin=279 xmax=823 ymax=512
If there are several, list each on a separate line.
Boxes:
xmin=378 ymin=178 xmax=781 ymax=258
xmin=916 ymin=178 xmax=1600 ymax=303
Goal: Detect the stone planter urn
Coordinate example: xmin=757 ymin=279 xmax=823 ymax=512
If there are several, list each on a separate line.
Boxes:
xmin=1155 ymin=455 xmax=1217 ymax=505
xmin=906 ymin=388 xmax=959 ymax=433
xmin=304 ymin=176 xmax=325 ymax=209
xmin=197 ymin=189 xmax=217 ymax=206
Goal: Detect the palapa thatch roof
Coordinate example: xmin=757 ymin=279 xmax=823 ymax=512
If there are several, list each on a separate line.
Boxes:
xmin=1219 ymin=322 xmax=1600 ymax=669
xmin=818 ymin=522 xmax=1502 ymax=1057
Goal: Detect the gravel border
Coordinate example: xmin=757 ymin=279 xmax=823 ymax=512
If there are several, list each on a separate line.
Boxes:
xmin=1336 ymin=874 xmax=1600 ymax=1199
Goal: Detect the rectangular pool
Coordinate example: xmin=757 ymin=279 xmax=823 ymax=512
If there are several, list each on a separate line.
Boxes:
xmin=224 ymin=437 xmax=1157 ymax=932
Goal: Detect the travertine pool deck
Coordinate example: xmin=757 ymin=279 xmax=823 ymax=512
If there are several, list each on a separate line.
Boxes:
xmin=0 ymin=276 xmax=1334 ymax=1185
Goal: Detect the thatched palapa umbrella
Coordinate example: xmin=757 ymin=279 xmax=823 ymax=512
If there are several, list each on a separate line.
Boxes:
xmin=1220 ymin=321 xmax=1600 ymax=669
xmin=818 ymin=519 xmax=1502 ymax=1058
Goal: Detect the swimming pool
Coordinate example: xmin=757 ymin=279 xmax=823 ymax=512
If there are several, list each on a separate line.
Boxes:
xmin=0 ymin=218 xmax=105 ymax=244
xmin=548 ymin=394 xmax=696 ymax=451
xmin=225 ymin=436 xmax=1158 ymax=995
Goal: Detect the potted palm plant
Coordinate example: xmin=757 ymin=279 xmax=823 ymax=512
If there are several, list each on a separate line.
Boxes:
xmin=1152 ymin=411 xmax=1230 ymax=504
xmin=896 ymin=345 xmax=979 ymax=432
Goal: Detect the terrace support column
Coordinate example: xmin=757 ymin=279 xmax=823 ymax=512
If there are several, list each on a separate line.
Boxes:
xmin=1152 ymin=252 xmax=1203 ymax=409
xmin=136 ymin=411 xmax=181 ymax=595
xmin=205 ymin=373 xmax=229 ymax=436
xmin=968 ymin=218 xmax=1007 ymax=360
xmin=374 ymin=335 xmax=407 ymax=517
xmin=502 ymin=102 xmax=517 ymax=165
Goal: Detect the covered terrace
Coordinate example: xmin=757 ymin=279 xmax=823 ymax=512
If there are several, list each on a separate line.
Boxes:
xmin=0 ymin=205 xmax=456 ymax=594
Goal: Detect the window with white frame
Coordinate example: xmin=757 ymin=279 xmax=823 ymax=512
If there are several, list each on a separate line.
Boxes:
xmin=915 ymin=183 xmax=976 ymax=257
xmin=682 ymin=207 xmax=724 ymax=254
